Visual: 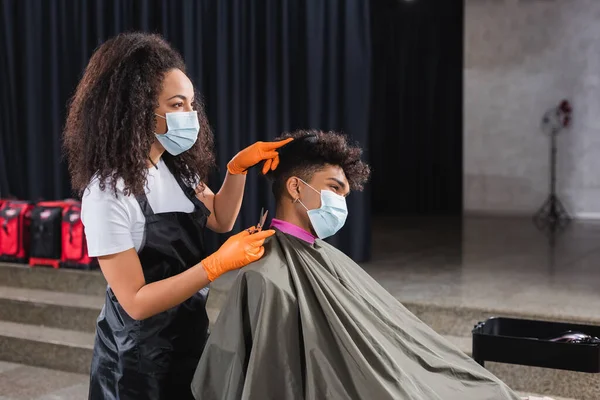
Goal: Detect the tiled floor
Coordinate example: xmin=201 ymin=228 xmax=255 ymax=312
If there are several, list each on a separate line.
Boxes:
xmin=0 ymin=361 xmax=87 ymax=400
xmin=362 ymin=216 xmax=600 ymax=323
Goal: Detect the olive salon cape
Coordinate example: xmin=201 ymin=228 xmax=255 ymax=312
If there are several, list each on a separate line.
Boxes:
xmin=191 ymin=230 xmax=520 ymax=400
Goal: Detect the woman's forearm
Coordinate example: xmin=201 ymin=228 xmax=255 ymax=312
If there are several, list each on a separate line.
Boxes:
xmin=131 ymin=263 xmax=210 ymax=320
xmin=212 ymin=172 xmax=246 ymax=232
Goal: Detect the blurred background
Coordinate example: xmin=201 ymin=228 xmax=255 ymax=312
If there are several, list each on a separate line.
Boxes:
xmin=1 ymin=1 xmax=599 ymax=399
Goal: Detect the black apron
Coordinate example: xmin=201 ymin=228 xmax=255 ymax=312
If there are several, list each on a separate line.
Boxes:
xmin=89 ymin=175 xmax=211 ymax=400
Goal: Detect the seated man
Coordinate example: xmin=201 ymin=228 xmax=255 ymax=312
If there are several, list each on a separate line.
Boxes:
xmin=192 ymin=130 xmax=521 ymax=399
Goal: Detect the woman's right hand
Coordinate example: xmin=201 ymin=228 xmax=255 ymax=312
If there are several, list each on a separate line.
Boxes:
xmin=201 ymin=228 xmax=275 ymax=281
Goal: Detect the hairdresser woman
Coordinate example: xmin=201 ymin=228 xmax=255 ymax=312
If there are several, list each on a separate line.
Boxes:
xmin=63 ymin=32 xmax=290 ymax=400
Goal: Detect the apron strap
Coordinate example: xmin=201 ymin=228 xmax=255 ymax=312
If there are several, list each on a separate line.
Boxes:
xmin=133 ymin=163 xmax=211 ymax=218
xmin=135 ymin=193 xmax=155 ymax=217
xmin=173 ymin=175 xmax=211 ymax=217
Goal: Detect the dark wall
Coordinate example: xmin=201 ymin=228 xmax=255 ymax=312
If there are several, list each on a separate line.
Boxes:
xmin=370 ymin=0 xmax=464 ymax=215
xmin=0 ymin=0 xmax=465 ymax=259
xmin=0 ymin=0 xmax=372 ymax=260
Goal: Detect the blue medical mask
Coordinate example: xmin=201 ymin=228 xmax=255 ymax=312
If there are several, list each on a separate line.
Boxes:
xmin=297 ymin=179 xmax=348 ymax=239
xmin=155 ymin=111 xmax=200 ymax=156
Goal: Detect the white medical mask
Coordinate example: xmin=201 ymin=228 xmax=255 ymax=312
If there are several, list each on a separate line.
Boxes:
xmin=297 ymin=179 xmax=348 ymax=239
xmin=155 ymin=111 xmax=200 ymax=156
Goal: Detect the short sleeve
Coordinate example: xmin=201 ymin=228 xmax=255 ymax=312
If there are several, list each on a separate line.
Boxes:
xmin=81 ymin=181 xmax=135 ymax=257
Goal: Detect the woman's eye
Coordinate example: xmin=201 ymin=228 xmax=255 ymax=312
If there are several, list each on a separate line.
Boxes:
xmin=173 ymin=102 xmax=184 ymax=108
xmin=330 ymin=185 xmax=339 ymax=191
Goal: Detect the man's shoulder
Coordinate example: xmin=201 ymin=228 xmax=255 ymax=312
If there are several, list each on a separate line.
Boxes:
xmin=241 ymin=237 xmax=287 ymax=276
xmin=317 ymin=238 xmax=354 ymax=260
xmin=235 ymin=237 xmax=295 ymax=290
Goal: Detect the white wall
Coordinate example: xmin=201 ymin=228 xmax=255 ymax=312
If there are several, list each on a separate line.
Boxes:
xmin=464 ymin=0 xmax=600 ymax=217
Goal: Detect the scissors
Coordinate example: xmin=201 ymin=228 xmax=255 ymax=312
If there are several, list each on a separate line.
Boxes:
xmin=247 ymin=208 xmax=268 ymax=234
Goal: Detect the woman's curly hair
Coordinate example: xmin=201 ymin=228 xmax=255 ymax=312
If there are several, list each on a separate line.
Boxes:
xmin=63 ymin=32 xmax=215 ymax=196
xmin=266 ymin=130 xmax=371 ymax=199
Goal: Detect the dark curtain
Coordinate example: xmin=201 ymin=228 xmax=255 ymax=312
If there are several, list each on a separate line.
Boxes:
xmin=370 ymin=0 xmax=464 ymax=215
xmin=0 ymin=0 xmax=371 ymax=261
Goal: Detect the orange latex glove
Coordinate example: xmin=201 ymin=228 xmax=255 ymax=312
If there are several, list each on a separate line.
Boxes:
xmin=227 ymin=138 xmax=294 ymax=175
xmin=201 ymin=228 xmax=275 ymax=281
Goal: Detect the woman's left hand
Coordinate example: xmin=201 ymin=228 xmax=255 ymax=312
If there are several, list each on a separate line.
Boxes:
xmin=227 ymin=138 xmax=293 ymax=175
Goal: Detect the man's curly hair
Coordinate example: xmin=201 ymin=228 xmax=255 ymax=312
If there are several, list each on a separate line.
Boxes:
xmin=266 ymin=130 xmax=370 ymax=200
xmin=63 ymin=32 xmax=215 ymax=196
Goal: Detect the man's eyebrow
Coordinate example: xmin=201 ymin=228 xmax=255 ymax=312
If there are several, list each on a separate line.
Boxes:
xmin=327 ymin=177 xmax=347 ymax=190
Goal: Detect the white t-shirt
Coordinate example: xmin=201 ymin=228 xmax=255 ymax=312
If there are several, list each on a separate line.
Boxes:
xmin=81 ymin=159 xmax=198 ymax=257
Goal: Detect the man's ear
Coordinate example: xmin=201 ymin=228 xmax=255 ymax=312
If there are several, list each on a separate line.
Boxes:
xmin=285 ymin=176 xmax=301 ymax=202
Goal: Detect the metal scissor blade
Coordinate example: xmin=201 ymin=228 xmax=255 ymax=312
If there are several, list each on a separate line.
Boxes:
xmin=256 ymin=208 xmax=268 ymax=232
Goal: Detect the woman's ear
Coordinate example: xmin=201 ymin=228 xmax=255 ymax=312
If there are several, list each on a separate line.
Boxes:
xmin=285 ymin=176 xmax=301 ymax=202
xmin=154 ymin=110 xmax=168 ymax=135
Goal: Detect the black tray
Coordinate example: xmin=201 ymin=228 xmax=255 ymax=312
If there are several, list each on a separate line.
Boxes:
xmin=472 ymin=317 xmax=600 ymax=373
